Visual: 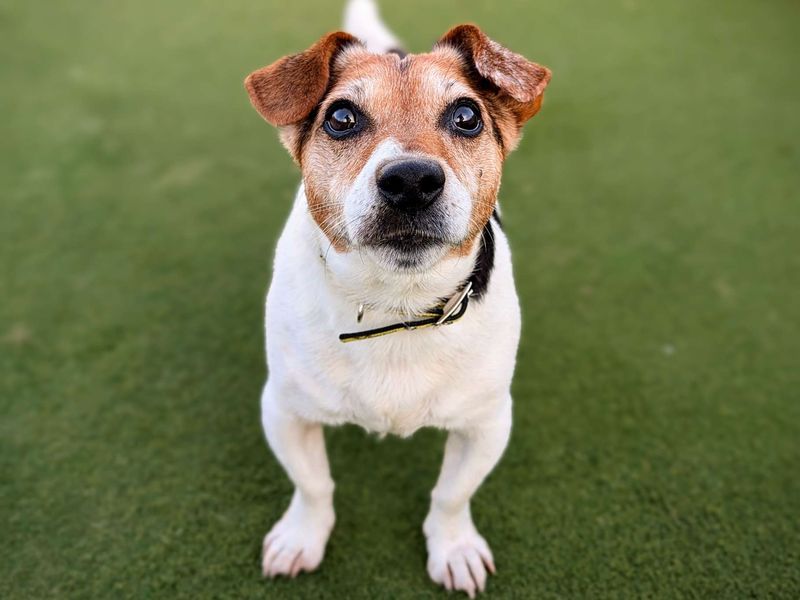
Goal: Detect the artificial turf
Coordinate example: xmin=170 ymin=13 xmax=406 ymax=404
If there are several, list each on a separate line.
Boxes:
xmin=2 ymin=0 xmax=799 ymax=597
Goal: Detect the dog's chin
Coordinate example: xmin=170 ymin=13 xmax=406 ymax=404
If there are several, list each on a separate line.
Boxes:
xmin=363 ymin=235 xmax=453 ymax=272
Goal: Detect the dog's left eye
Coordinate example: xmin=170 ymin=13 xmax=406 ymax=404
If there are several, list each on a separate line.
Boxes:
xmin=450 ymin=101 xmax=483 ymax=136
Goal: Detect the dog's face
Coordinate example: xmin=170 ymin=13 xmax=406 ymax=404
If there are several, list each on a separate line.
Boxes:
xmin=246 ymin=26 xmax=550 ymax=271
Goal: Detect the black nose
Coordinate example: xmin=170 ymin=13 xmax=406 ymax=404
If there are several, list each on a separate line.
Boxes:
xmin=376 ymin=159 xmax=445 ymax=212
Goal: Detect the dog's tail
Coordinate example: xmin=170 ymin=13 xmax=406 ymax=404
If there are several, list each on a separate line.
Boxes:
xmin=343 ymin=0 xmax=404 ymax=55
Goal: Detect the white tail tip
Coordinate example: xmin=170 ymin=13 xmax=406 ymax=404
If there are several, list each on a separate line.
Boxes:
xmin=343 ymin=0 xmax=403 ymax=54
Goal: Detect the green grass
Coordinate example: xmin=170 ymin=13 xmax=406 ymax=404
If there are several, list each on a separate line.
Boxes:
xmin=2 ymin=0 xmax=799 ymax=597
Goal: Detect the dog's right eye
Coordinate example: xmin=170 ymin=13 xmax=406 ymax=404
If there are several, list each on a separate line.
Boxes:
xmin=328 ymin=108 xmax=356 ymax=131
xmin=323 ymin=102 xmax=361 ymax=138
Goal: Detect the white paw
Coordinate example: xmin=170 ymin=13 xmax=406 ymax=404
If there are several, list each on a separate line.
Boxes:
xmin=262 ymin=495 xmax=335 ymax=579
xmin=426 ymin=528 xmax=495 ymax=598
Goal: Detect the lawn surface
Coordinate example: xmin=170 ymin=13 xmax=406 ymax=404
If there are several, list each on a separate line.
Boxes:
xmin=2 ymin=0 xmax=799 ymax=597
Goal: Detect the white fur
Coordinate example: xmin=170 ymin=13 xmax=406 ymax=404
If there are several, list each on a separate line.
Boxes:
xmin=259 ymin=2 xmax=522 ymax=596
xmin=343 ymin=0 xmax=402 ymax=53
xmin=342 ymin=138 xmax=474 ymax=273
xmin=261 ymin=183 xmax=520 ymax=591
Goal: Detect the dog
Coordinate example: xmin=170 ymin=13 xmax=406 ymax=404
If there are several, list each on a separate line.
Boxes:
xmin=244 ymin=0 xmax=551 ymax=595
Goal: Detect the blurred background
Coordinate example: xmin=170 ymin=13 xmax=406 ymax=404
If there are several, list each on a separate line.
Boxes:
xmin=2 ymin=0 xmax=798 ymax=597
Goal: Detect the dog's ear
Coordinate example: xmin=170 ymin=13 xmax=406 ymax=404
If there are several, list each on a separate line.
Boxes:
xmin=245 ymin=31 xmax=360 ymax=127
xmin=437 ymin=24 xmax=551 ymax=151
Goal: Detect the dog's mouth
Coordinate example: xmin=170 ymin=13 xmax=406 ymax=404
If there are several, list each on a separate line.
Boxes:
xmin=352 ymin=201 xmax=465 ymax=269
xmin=358 ymin=227 xmax=452 ymax=270
xmin=359 ymin=210 xmax=453 ymax=250
xmin=379 ymin=231 xmax=446 ymax=249
xmin=362 ymin=228 xmax=455 ymax=258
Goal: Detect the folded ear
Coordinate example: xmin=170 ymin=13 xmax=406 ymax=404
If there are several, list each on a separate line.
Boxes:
xmin=437 ymin=25 xmax=551 ymax=149
xmin=245 ymin=31 xmax=360 ymax=127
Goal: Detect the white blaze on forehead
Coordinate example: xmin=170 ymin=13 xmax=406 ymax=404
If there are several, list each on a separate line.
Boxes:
xmin=333 ymin=70 xmax=474 ymax=105
xmin=330 ymin=48 xmax=478 ymax=111
xmin=341 ymin=137 xmax=472 ymax=248
xmin=364 ymin=136 xmax=406 ymax=170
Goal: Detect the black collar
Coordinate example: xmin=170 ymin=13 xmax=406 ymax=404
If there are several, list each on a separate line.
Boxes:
xmin=338 ymin=213 xmax=498 ymax=343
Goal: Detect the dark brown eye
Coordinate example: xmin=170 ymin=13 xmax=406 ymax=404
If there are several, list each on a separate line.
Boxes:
xmin=324 ymin=102 xmax=362 ymax=138
xmin=328 ymin=107 xmax=355 ymax=131
xmin=450 ymin=101 xmax=483 ymax=136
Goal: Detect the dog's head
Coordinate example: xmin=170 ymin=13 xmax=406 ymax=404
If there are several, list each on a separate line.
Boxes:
xmin=246 ymin=25 xmax=551 ymax=271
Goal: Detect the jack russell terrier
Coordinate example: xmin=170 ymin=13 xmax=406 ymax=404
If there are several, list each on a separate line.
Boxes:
xmin=244 ymin=0 xmax=551 ymax=595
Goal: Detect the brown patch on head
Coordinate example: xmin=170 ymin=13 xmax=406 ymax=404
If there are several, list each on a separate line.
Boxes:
xmin=299 ymin=45 xmax=509 ymax=252
xmin=436 ymin=24 xmax=551 ymax=154
xmin=245 ymin=32 xmax=362 ymax=251
xmin=245 ymin=26 xmax=551 ymax=255
xmin=245 ymin=31 xmax=360 ymax=127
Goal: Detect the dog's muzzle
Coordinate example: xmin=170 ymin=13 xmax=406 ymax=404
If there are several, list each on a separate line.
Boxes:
xmin=376 ymin=159 xmax=445 ymax=213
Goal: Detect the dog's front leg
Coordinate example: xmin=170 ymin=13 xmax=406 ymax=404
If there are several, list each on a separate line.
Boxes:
xmin=260 ymin=382 xmax=335 ymax=578
xmin=424 ymin=399 xmax=512 ymax=597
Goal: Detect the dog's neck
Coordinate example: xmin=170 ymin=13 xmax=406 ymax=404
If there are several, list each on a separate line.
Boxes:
xmin=321 ymin=232 xmax=480 ymax=318
xmin=298 ymin=194 xmax=484 ymax=318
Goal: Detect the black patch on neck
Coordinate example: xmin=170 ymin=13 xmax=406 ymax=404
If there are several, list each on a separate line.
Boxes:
xmin=388 ymin=47 xmax=407 ymax=59
xmin=491 ymin=207 xmax=503 ymax=229
xmin=469 ymin=218 xmax=496 ymax=299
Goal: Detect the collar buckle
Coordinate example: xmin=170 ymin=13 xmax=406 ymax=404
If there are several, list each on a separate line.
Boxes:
xmin=435 ymin=281 xmax=473 ymax=326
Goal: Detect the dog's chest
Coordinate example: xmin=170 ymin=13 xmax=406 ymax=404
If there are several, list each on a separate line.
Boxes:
xmin=310 ymin=334 xmax=483 ymax=436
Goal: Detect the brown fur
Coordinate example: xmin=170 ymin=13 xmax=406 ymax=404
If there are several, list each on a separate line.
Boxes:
xmin=437 ymin=24 xmax=552 ymax=152
xmin=245 ymin=32 xmax=359 ymax=127
xmin=244 ymin=25 xmax=551 ymax=254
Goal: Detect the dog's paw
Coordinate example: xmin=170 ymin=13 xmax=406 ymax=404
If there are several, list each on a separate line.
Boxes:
xmin=262 ymin=498 xmax=335 ymax=578
xmin=425 ymin=528 xmax=495 ymax=598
